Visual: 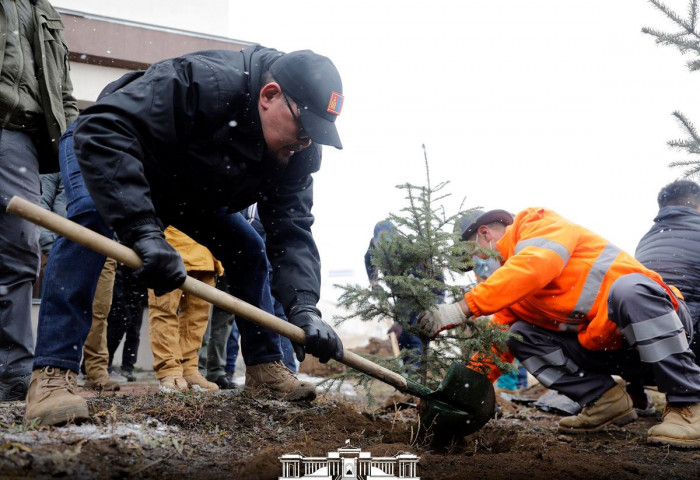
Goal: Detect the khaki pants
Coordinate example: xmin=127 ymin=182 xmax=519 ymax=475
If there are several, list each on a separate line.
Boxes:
xmin=148 ymin=271 xmax=215 ymax=378
xmin=83 ymin=258 xmax=117 ymax=379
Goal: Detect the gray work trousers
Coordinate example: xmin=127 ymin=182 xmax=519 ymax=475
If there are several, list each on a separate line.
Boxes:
xmin=507 ymin=273 xmax=700 ymax=405
xmin=0 ymin=129 xmax=41 ymax=380
xmin=198 ymin=275 xmax=235 ymax=380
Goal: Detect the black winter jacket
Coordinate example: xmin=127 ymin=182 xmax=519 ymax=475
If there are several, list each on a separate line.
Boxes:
xmin=73 ymin=46 xmax=323 ymax=310
xmin=635 ymin=205 xmax=700 ymax=324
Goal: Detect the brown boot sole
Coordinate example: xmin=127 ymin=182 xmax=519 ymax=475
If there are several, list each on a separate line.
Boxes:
xmin=647 ymin=435 xmax=700 ymax=449
xmin=26 ymin=404 xmax=90 ymax=427
xmin=558 ymin=408 xmax=638 ymax=434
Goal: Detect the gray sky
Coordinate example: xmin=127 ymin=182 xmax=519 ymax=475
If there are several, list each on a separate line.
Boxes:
xmin=225 ymin=1 xmax=699 ymax=300
xmin=54 ymin=1 xmax=699 ymax=336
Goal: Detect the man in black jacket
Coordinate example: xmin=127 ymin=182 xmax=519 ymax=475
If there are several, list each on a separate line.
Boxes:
xmin=25 ymin=46 xmax=345 ymax=425
xmin=636 ymin=179 xmax=700 ymax=360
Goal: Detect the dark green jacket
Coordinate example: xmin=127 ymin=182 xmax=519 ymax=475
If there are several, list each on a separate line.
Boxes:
xmin=0 ymin=0 xmax=78 ymax=171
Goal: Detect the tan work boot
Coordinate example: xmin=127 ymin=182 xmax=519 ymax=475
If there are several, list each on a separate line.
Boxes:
xmin=647 ymin=403 xmax=700 ymax=449
xmin=84 ymin=375 xmax=121 ymax=392
xmin=24 ymin=366 xmax=89 ymax=426
xmin=245 ymin=361 xmax=316 ymax=402
xmin=158 ymin=375 xmax=189 ymax=394
xmin=183 ymin=373 xmax=219 ymax=392
xmin=558 ymin=383 xmax=637 ymax=433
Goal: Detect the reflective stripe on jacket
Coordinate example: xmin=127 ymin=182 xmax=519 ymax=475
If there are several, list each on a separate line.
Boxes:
xmin=464 ymin=207 xmax=678 ymax=351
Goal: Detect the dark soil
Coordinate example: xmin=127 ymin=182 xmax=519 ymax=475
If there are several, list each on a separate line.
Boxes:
xmin=2 ymin=343 xmax=700 ymax=479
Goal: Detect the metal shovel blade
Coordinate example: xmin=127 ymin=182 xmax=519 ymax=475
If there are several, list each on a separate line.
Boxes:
xmin=412 ymin=362 xmax=495 ymax=443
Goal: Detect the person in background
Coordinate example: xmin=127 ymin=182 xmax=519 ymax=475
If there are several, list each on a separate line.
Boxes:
xmin=636 ymin=179 xmax=700 ymax=361
xmin=0 ymin=0 xmax=77 ymax=402
xmin=198 ymin=274 xmax=238 ymax=390
xmin=419 ymin=208 xmax=700 ymax=449
xmin=148 ymin=227 xmax=222 ymax=393
xmin=80 ymin=258 xmax=121 ymax=391
xmin=365 ymin=220 xmax=443 ymax=370
xmin=106 ymin=261 xmax=147 ymax=382
xmin=629 ymin=179 xmax=700 ymax=416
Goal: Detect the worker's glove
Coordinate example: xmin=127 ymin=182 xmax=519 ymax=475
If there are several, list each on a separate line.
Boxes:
xmin=288 ymin=305 xmax=344 ymax=364
xmin=417 ymin=303 xmax=469 ymax=339
xmin=125 ymin=224 xmax=186 ymax=296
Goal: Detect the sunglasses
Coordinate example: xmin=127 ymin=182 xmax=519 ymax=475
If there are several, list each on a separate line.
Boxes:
xmin=283 ymin=94 xmax=311 ymax=142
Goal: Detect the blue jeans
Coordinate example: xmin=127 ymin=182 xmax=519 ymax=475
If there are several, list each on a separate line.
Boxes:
xmin=274 ymin=298 xmax=298 ymax=373
xmin=34 ymin=124 xmax=112 ymax=371
xmin=35 ymin=124 xmax=282 ymax=372
xmin=225 ymin=320 xmax=240 ymax=373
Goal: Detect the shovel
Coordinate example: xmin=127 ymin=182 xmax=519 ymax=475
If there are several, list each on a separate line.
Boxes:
xmin=6 ymin=195 xmax=495 ymax=443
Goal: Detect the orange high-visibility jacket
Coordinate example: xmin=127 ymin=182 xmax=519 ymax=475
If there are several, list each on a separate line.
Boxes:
xmin=465 ymin=208 xmax=679 ymax=352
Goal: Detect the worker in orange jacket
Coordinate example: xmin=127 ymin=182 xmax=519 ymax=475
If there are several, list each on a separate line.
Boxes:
xmin=418 ymin=208 xmax=700 ymax=449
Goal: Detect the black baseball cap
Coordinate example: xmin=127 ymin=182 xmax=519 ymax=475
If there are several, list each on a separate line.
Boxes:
xmin=458 ymin=209 xmax=514 ymax=241
xmin=270 ymin=50 xmax=344 ymax=149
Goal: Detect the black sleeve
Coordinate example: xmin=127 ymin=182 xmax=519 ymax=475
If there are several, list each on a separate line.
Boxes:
xmin=72 ymin=56 xmax=227 ymax=234
xmin=258 ymin=148 xmax=322 ymax=312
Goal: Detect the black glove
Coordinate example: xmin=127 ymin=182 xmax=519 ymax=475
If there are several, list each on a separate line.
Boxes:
xmin=126 ymin=224 xmax=186 ymax=295
xmin=288 ymin=305 xmax=343 ymax=364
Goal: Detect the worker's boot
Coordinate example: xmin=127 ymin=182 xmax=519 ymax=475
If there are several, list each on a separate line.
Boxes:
xmin=245 ymin=361 xmax=316 ymax=402
xmin=183 ymin=372 xmax=219 ymax=392
xmin=158 ymin=375 xmax=189 ymax=394
xmin=24 ymin=366 xmax=89 ymax=426
xmin=84 ymin=374 xmax=121 ymax=392
xmin=647 ymin=403 xmax=700 ymax=449
xmin=558 ymin=383 xmax=637 ymax=433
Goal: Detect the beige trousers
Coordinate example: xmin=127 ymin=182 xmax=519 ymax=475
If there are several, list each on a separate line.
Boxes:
xmin=83 ymin=258 xmax=117 ymax=379
xmin=148 ymin=271 xmax=215 ymax=378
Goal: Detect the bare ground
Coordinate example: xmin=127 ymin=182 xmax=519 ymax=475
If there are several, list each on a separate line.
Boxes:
xmin=2 ymin=342 xmax=700 ymax=480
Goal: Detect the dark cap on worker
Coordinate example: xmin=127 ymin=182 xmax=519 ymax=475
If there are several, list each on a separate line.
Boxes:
xmin=270 ymin=50 xmax=344 ymax=149
xmin=457 ymin=209 xmax=514 ymax=241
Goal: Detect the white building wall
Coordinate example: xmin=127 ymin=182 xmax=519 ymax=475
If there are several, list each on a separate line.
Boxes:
xmin=52 ymin=0 xmax=230 ymax=37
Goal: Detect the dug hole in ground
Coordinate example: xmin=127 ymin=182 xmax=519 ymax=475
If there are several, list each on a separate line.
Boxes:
xmin=1 ymin=336 xmax=699 ymax=480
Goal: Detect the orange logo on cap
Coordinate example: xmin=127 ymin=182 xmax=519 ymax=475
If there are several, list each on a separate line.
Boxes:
xmin=327 ymin=92 xmax=343 ymax=115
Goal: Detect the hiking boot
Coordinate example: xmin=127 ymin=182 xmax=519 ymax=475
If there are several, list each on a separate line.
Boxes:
xmin=84 ymin=375 xmax=121 ymax=392
xmin=183 ymin=373 xmax=219 ymax=392
xmin=158 ymin=375 xmax=189 ymax=394
xmin=245 ymin=361 xmax=316 ymax=402
xmin=24 ymin=367 xmax=89 ymax=426
xmin=558 ymin=383 xmax=637 ymax=433
xmin=213 ymin=374 xmax=238 ymax=390
xmin=0 ymin=374 xmax=30 ymax=402
xmin=647 ymin=403 xmax=700 ymax=449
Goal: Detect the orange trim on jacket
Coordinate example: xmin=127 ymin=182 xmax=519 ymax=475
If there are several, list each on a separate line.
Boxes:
xmin=465 ymin=208 xmax=678 ymax=352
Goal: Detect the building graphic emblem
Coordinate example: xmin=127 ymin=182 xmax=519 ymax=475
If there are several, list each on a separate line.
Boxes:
xmin=279 ymin=441 xmax=420 ymax=479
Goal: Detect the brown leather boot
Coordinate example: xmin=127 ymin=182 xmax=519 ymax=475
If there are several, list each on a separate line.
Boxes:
xmin=647 ymin=403 xmax=700 ymax=449
xmin=558 ymin=383 xmax=637 ymax=433
xmin=84 ymin=374 xmax=121 ymax=392
xmin=158 ymin=375 xmax=189 ymax=394
xmin=183 ymin=373 xmax=219 ymax=392
xmin=24 ymin=366 xmax=89 ymax=426
xmin=245 ymin=361 xmax=316 ymax=402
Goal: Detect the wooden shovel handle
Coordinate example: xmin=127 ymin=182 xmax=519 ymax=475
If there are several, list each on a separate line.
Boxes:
xmin=6 ymin=196 xmax=409 ymax=391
